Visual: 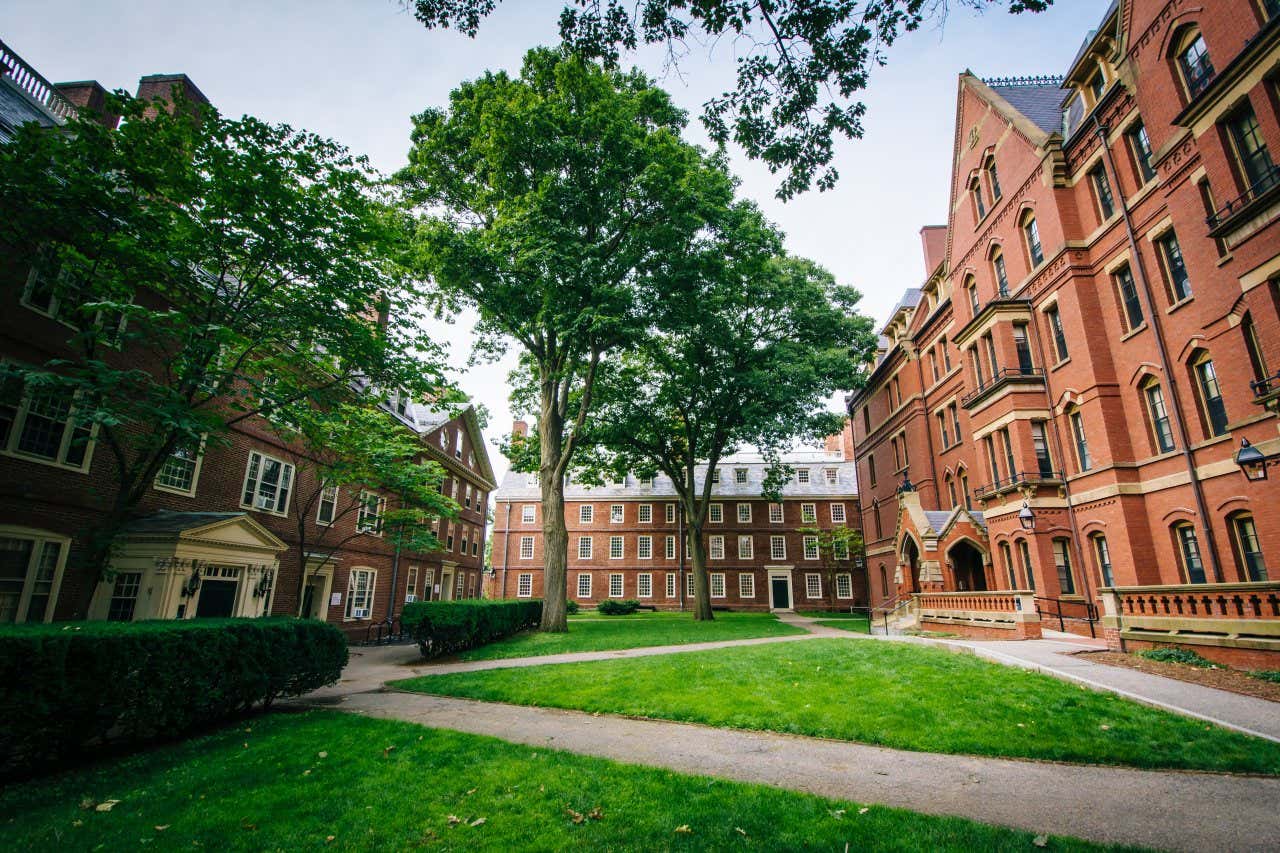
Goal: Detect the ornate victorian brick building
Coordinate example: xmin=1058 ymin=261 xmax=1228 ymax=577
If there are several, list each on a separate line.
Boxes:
xmin=849 ymin=0 xmax=1280 ymax=663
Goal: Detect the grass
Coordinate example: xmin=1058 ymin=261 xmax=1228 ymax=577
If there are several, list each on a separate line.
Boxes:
xmin=396 ymin=639 xmax=1280 ymax=774
xmin=0 ymin=711 xmax=1128 ymax=852
xmin=454 ymin=611 xmax=806 ymax=661
xmin=1249 ymin=670 xmax=1280 ymax=683
xmin=814 ymin=619 xmax=870 ymax=633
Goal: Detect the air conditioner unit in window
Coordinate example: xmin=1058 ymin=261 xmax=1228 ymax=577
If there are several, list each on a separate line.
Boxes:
xmin=352 ymin=607 xmax=369 ymax=619
xmin=405 ymin=594 xmax=417 ymax=603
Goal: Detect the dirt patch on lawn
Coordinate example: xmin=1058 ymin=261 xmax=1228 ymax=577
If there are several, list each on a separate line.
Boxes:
xmin=1080 ymin=651 xmax=1280 ymax=703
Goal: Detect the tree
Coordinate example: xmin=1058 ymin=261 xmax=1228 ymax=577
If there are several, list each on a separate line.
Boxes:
xmin=577 ymin=201 xmax=877 ymax=619
xmin=408 ymin=0 xmax=1052 ymax=199
xmin=0 ymin=91 xmax=446 ymax=589
xmin=399 ymin=47 xmax=734 ymax=631
xmin=797 ymin=524 xmax=866 ymax=610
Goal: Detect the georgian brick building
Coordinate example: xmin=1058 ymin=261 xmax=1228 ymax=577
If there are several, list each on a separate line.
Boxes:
xmin=0 ymin=41 xmax=493 ymax=640
xmin=849 ymin=0 xmax=1280 ymax=664
xmin=492 ymin=430 xmax=864 ymax=611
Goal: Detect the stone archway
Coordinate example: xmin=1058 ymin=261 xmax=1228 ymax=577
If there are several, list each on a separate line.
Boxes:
xmin=948 ymin=539 xmax=988 ymax=592
xmin=900 ymin=535 xmax=921 ymax=593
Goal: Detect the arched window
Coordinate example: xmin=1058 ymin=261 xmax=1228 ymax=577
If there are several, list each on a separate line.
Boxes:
xmin=990 ymin=246 xmax=1010 ymax=296
xmin=1140 ymin=376 xmax=1176 ymax=453
xmin=1091 ymin=534 xmax=1114 ymax=587
xmin=1228 ymin=512 xmax=1267 ymax=581
xmin=1242 ymin=311 xmax=1270 ymax=387
xmin=1172 ymin=522 xmax=1207 ymax=584
xmin=946 ymin=473 xmax=957 ymax=508
xmin=964 ymin=274 xmax=979 ymax=315
xmin=1067 ymin=405 xmax=1091 ymax=471
xmin=872 ymin=500 xmax=883 ymax=540
xmin=1051 ymin=537 xmax=1076 ymax=595
xmin=1173 ymin=28 xmax=1215 ymax=99
xmin=1000 ymin=541 xmax=1015 ymax=588
xmin=958 ymin=467 xmax=971 ymax=510
xmin=985 ymin=156 xmax=1002 ymax=202
xmin=1021 ymin=211 xmax=1044 ymax=267
xmin=970 ymin=175 xmax=987 ymax=220
xmin=879 ymin=565 xmax=889 ymax=601
xmin=1017 ymin=538 xmax=1036 ymax=591
xmin=1188 ymin=350 xmax=1229 ymax=437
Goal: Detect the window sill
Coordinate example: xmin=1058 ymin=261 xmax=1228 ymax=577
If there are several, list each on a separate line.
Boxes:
xmin=1051 ymin=357 xmax=1072 ymax=372
xmin=1165 ymin=296 xmax=1194 ymax=315
xmin=1120 ymin=323 xmax=1147 ymax=343
xmin=1216 ymin=252 xmax=1234 ymax=267
xmin=240 ymin=503 xmax=289 ymax=519
xmin=153 ymin=483 xmax=198 ymax=498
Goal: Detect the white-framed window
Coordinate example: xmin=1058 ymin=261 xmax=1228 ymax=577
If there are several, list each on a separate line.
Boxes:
xmin=666 ymin=572 xmax=676 ymax=597
xmin=464 ymin=484 xmax=472 ymax=509
xmin=638 ymin=535 xmax=652 ymax=559
xmin=446 ymin=531 xmax=455 ymax=551
xmin=460 ymin=534 xmax=469 ymax=554
xmin=610 ymin=504 xmax=624 ymax=523
xmin=824 ymin=468 xmax=838 ymax=485
xmin=580 ymin=505 xmax=594 ymax=523
xmin=357 ymin=491 xmax=386 ymax=535
xmin=803 ymin=536 xmax=819 ymax=560
xmin=609 ymin=573 xmax=624 ymax=598
xmin=472 ymin=540 xmax=479 ymax=557
xmin=665 ymin=503 xmax=676 ymax=523
xmin=770 ymin=536 xmax=787 ymax=560
xmin=709 ymin=535 xmax=725 ymax=560
xmin=737 ymin=503 xmax=751 ymax=523
xmin=833 ymin=539 xmax=850 ymax=560
xmin=738 ymin=535 xmax=753 ymax=560
xmin=241 ymin=450 xmax=294 ymax=515
xmin=638 ymin=474 xmax=654 ymax=487
xmin=522 ymin=504 xmax=536 ymax=524
xmin=405 ymin=566 xmax=420 ymax=602
xmin=709 ymin=503 xmax=723 ymax=523
xmin=610 ymin=536 xmax=624 ymax=559
xmin=805 ymin=573 xmax=822 ymax=599
xmin=734 ymin=468 xmax=748 ymax=484
xmin=316 ymin=483 xmax=339 ymax=526
xmin=450 ymin=479 xmax=459 ymax=501
xmin=637 ymin=573 xmax=652 ymax=598
xmin=106 ymin=570 xmax=141 ymax=621
xmin=739 ymin=572 xmax=755 ymax=599
xmin=154 ymin=439 xmax=205 ymax=496
xmin=423 ymin=568 xmax=435 ymax=599
xmin=578 ymin=536 xmax=593 ymax=559
xmin=638 ymin=504 xmax=652 ymax=523
xmin=517 ymin=573 xmax=533 ymax=598
xmin=344 ymin=568 xmax=376 ymax=620
xmin=665 ymin=536 xmax=676 ymax=560
xmin=710 ymin=573 xmax=726 ymax=598
xmin=836 ymin=573 xmax=853 ymax=599
xmin=711 ymin=468 xmax=721 ymax=483
xmin=801 ymin=503 xmax=817 ymax=523
xmin=797 ymin=469 xmax=811 ymax=484
xmin=456 ymin=572 xmax=465 ymax=599
xmin=769 ymin=503 xmax=784 ymax=524
xmin=686 ymin=572 xmax=695 ymax=597
xmin=519 ymin=536 xmax=535 ymax=559
xmin=0 ymin=376 xmax=96 ymax=472
xmin=830 ymin=503 xmax=846 ymax=523
xmin=0 ymin=530 xmax=67 ymax=623
xmin=577 ymin=573 xmax=592 ymax=598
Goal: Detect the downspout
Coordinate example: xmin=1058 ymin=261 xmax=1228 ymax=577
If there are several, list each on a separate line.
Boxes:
xmin=501 ymin=500 xmax=511 ymax=597
xmin=1092 ymin=117 xmax=1224 ymax=582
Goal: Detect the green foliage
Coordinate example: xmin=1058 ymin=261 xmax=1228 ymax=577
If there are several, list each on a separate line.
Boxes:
xmin=596 ymin=598 xmax=642 ymax=615
xmin=1137 ymin=647 xmax=1214 ymax=668
xmin=1248 ymin=670 xmax=1280 ymax=684
xmin=401 ymin=599 xmax=543 ymax=658
xmin=0 ymin=618 xmax=346 ymax=780
xmin=565 ymin=599 xmax=581 ymax=615
xmin=410 ymin=1 xmax=1052 ymax=199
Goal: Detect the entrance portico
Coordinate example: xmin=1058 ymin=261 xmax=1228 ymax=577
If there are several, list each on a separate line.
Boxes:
xmin=766 ymin=567 xmax=794 ymax=611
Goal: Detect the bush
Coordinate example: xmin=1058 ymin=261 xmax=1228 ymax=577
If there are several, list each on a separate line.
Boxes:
xmin=0 ymin=617 xmax=346 ymax=781
xmin=566 ymin=600 xmax=580 ymax=615
xmin=597 ymin=599 xmax=641 ymax=616
xmin=1138 ymin=646 xmax=1213 ymax=667
xmin=401 ymin=599 xmax=542 ymax=659
xmin=1248 ymin=670 xmax=1280 ymax=684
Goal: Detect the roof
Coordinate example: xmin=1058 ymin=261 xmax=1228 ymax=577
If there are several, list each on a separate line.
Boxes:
xmin=122 ymin=511 xmax=245 ymax=534
xmin=984 ymin=78 xmax=1068 ymax=134
xmin=0 ymin=75 xmax=60 ymax=142
xmin=924 ymin=511 xmax=952 ymax=531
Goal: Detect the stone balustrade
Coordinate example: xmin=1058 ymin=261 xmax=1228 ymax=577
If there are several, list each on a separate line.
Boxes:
xmin=914 ymin=590 xmax=1041 ymax=639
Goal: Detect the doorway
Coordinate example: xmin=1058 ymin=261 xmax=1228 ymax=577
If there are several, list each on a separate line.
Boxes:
xmin=195 ymin=579 xmax=237 ymax=618
xmin=949 ymin=540 xmax=988 ymax=591
xmin=440 ymin=570 xmax=454 ymax=601
xmin=901 ymin=536 xmax=921 ymax=593
xmin=767 ymin=570 xmax=793 ymax=611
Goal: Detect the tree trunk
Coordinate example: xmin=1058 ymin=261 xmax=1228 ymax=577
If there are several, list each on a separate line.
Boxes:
xmin=686 ymin=523 xmax=714 ymax=621
xmin=538 ymin=394 xmax=569 ymax=633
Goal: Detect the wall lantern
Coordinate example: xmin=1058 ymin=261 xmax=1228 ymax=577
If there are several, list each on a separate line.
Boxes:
xmin=1235 ymin=438 xmax=1270 ymax=482
xmin=898 ymin=471 xmax=915 ymax=493
xmin=1018 ymin=501 xmax=1036 ymax=531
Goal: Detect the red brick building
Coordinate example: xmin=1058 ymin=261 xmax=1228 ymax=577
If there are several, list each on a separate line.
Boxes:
xmin=848 ymin=0 xmax=1280 ymax=663
xmin=492 ymin=432 xmax=863 ymax=612
xmin=0 ymin=42 xmax=493 ymax=640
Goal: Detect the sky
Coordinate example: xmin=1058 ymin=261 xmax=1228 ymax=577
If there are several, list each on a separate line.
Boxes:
xmin=5 ymin=0 xmax=1112 ymax=488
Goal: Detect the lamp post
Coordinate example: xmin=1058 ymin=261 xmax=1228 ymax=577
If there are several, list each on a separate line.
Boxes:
xmin=1018 ymin=501 xmax=1036 ymax=531
xmin=1235 ymin=438 xmax=1271 ymax=482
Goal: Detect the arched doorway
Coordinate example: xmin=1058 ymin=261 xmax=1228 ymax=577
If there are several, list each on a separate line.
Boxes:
xmin=900 ymin=536 xmax=921 ymax=593
xmin=949 ymin=540 xmax=988 ymax=591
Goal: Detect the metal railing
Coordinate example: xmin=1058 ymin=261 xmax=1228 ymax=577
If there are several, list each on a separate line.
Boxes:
xmin=1035 ymin=595 xmax=1098 ymax=638
xmin=0 ymin=39 xmax=77 ymax=120
xmin=971 ymin=470 xmax=1064 ymax=501
xmin=960 ymin=366 xmax=1045 ymax=408
xmin=870 ymin=592 xmax=916 ymax=635
xmin=363 ymin=615 xmax=411 ymax=646
xmin=1207 ymin=161 xmax=1280 ymax=232
xmin=1251 ymin=369 xmax=1280 ymax=399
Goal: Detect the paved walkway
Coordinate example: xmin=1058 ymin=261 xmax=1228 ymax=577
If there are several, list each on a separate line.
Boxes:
xmin=323 ymin=690 xmax=1280 ymax=853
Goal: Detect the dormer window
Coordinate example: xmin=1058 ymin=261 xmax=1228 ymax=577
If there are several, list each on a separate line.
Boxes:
xmin=1087 ymin=68 xmax=1106 ymax=103
xmin=1176 ymin=31 xmax=1214 ymax=99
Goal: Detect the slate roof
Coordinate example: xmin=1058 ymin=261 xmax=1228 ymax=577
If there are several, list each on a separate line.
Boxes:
xmin=924 ymin=511 xmax=952 ymax=531
xmin=0 ymin=75 xmax=59 ymax=142
xmin=987 ymin=80 xmax=1068 ymax=134
xmin=123 ymin=511 xmax=245 ymax=534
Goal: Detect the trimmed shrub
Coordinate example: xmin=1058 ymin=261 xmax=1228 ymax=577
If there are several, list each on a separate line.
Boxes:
xmin=1138 ymin=646 xmax=1213 ymax=667
xmin=402 ymin=599 xmax=542 ymax=658
xmin=1248 ymin=670 xmax=1280 ymax=684
xmin=597 ymin=599 xmax=641 ymax=616
xmin=566 ymin=600 xmax=580 ymax=615
xmin=0 ymin=617 xmax=346 ymax=781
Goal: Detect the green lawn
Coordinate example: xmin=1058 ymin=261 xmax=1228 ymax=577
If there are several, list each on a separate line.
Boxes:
xmin=814 ymin=618 xmax=870 ymax=633
xmin=0 ymin=711 xmax=1126 ymax=852
xmin=396 ymin=639 xmax=1280 ymax=774
xmin=454 ymin=611 xmax=806 ymax=661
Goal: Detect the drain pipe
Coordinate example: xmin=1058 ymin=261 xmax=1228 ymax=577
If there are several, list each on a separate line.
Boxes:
xmin=500 ymin=500 xmax=511 ymax=597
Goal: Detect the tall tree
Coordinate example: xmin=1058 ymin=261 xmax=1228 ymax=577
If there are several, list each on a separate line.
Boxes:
xmin=399 ymin=47 xmax=734 ymax=631
xmin=408 ymin=0 xmax=1052 ymax=199
xmin=0 ymin=91 xmax=445 ymax=589
xmin=578 ymin=202 xmax=877 ymax=619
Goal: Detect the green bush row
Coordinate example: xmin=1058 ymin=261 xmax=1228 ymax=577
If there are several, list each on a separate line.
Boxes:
xmin=597 ymin=599 xmax=641 ymax=615
xmin=401 ymin=599 xmax=543 ymax=658
xmin=0 ymin=617 xmax=347 ymax=781
xmin=1137 ymin=646 xmax=1214 ymax=667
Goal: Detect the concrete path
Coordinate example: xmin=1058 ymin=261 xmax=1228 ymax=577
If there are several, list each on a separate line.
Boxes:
xmin=323 ymin=690 xmax=1280 ymax=853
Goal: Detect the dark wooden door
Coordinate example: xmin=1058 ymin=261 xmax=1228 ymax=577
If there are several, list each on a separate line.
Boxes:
xmin=195 ymin=579 xmax=237 ymax=618
xmin=771 ymin=577 xmax=790 ymax=609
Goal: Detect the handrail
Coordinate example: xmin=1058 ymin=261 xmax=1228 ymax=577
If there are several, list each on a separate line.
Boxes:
xmin=972 ymin=470 xmax=1064 ymax=500
xmin=960 ymin=366 xmax=1045 ymax=408
xmin=1250 ymin=369 xmax=1280 ymax=399
xmin=870 ymin=592 xmax=916 ymax=634
xmin=0 ymin=39 xmax=77 ymax=121
xmin=1034 ymin=595 xmax=1098 ymax=638
xmin=1207 ymin=161 xmax=1280 ymax=231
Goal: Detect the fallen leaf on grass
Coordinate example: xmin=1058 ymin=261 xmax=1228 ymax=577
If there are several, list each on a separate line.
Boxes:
xmin=587 ymin=807 xmax=603 ymax=821
xmin=324 ymin=835 xmax=335 ymax=843
xmin=830 ymin=809 xmax=845 ymax=820
xmin=318 ymin=751 xmax=328 ymax=759
xmin=470 ymin=818 xmax=486 ymax=827
xmin=79 ymin=798 xmax=94 ymax=811
xmin=1099 ymin=724 xmax=1110 ymax=731
xmin=242 ymin=823 xmax=256 ymax=831
xmin=155 ymin=825 xmax=170 ymax=831
xmin=858 ymin=808 xmax=870 ymax=815
xmin=1033 ymin=834 xmax=1049 ymax=847
xmin=95 ymin=800 xmax=120 ymax=813
xmin=466 ymin=788 xmax=477 ymax=796
xmin=735 ymin=827 xmax=748 ymax=837
xmin=674 ymin=825 xmax=693 ymax=834
xmin=565 ymin=807 xmax=584 ymax=825
xmin=383 ymin=745 xmax=396 ymax=757
xmin=303 ymin=769 xmax=311 ymax=776
xmin=447 ymin=815 xmax=462 ymax=827
xmin=72 ymin=820 xmax=83 ymax=828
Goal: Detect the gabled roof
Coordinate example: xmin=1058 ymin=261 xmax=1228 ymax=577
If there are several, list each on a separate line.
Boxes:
xmin=984 ymin=78 xmax=1068 ymax=135
xmin=122 ymin=511 xmax=287 ymax=552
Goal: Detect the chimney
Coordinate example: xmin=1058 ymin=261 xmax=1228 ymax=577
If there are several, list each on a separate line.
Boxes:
xmin=54 ymin=80 xmax=119 ymax=128
xmin=135 ymin=73 xmax=210 ymax=118
xmin=824 ymin=420 xmax=856 ymax=461
xmin=824 ymin=433 xmax=842 ymax=454
xmin=512 ymin=420 xmax=529 ymax=438
xmin=919 ymin=225 xmax=948 ymax=275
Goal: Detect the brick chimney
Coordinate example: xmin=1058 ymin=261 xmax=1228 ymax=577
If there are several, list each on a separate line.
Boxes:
xmin=54 ymin=80 xmax=119 ymax=128
xmin=824 ymin=420 xmax=856 ymax=461
xmin=135 ymin=73 xmax=210 ymax=118
xmin=512 ymin=420 xmax=529 ymax=438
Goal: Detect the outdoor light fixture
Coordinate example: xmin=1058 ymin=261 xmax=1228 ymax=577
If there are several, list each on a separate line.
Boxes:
xmin=182 ymin=568 xmax=202 ymax=597
xmin=1235 ymin=438 xmax=1270 ymax=482
xmin=898 ymin=471 xmax=915 ymax=493
xmin=1018 ymin=501 xmax=1036 ymax=531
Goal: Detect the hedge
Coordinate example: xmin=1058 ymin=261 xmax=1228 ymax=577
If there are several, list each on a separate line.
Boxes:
xmin=0 ymin=617 xmax=347 ymax=781
xmin=401 ymin=599 xmax=542 ymax=658
xmin=597 ymin=599 xmax=641 ymax=615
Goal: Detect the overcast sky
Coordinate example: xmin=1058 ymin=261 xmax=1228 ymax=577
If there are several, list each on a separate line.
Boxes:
xmin=6 ymin=0 xmax=1111 ymax=487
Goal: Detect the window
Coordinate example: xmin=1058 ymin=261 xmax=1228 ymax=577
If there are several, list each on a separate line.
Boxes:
xmin=21 ymin=253 xmax=128 ymax=342
xmin=830 ymin=503 xmax=846 ymax=523
xmin=937 ymin=412 xmax=950 ymax=448
xmin=803 ymin=536 xmax=819 ymax=560
xmin=0 ymin=378 xmax=94 ymax=471
xmin=155 ymin=441 xmax=203 ymax=495
xmin=872 ymin=501 xmax=883 ymax=540
xmin=609 ymin=573 xmax=624 ymax=597
xmin=941 ymin=336 xmax=952 ymax=370
xmin=1018 ymin=539 xmax=1036 ymax=591
xmin=986 ymin=157 xmax=1002 ymax=202
xmin=446 ymin=531 xmax=455 ymax=551
xmin=578 ymin=536 xmax=593 ymax=559
xmin=966 ymin=276 xmax=979 ymax=314
xmin=1177 ymin=31 xmax=1214 ymax=99
xmin=1052 ymin=538 xmax=1075 ymax=595
xmin=739 ymin=573 xmax=755 ymax=598
xmin=1000 ymin=542 xmax=1016 ymax=588
xmin=1114 ymin=264 xmax=1143 ymax=331
xmin=711 ymin=468 xmax=721 ymax=483
xmin=946 ymin=474 xmax=957 ymax=508
xmin=1031 ymin=422 xmax=1053 ymax=477
xmin=522 ymin=504 xmax=536 ymax=524
xmin=638 ymin=535 xmax=652 ymax=559
xmin=464 ymin=485 xmax=472 ymax=509
xmin=1127 ymin=122 xmax=1156 ymax=183
xmin=1046 ymin=305 xmax=1069 ymax=362
xmin=709 ymin=535 xmax=725 ymax=560
xmin=687 ymin=572 xmax=696 ymax=597
xmin=1023 ymin=215 xmax=1044 ymax=267
xmin=710 ymin=573 xmax=726 ymax=597
xmin=950 ymin=404 xmax=962 ymax=445
xmin=1091 ymin=166 xmax=1115 ymax=220
xmin=577 ymin=573 xmax=592 ymax=598
xmin=1197 ymin=178 xmax=1229 ymax=256
xmin=1093 ymin=535 xmax=1114 ymax=588
xmin=638 ymin=504 xmax=652 ymax=523
xmin=1013 ymin=325 xmax=1033 ymax=373
xmin=316 ymin=483 xmax=339 ymax=526
xmin=665 ymin=536 xmax=676 ymax=560
xmin=107 ymin=571 xmax=141 ymax=621
xmin=928 ymin=349 xmax=939 ymax=382
xmin=868 ymin=455 xmax=877 ymax=488
xmin=344 ymin=568 xmax=375 ymax=620
xmin=638 ymin=474 xmax=654 ymax=487
xmin=665 ymin=503 xmax=676 ymax=523
xmin=638 ymin=572 xmax=652 ymax=598
xmin=801 ymin=503 xmax=817 ymax=523
xmin=1224 ymin=102 xmax=1279 ymax=199
xmin=520 ymin=536 xmax=535 ymax=559
xmin=836 ymin=574 xmax=852 ymax=599
xmin=709 ymin=503 xmax=723 ymax=523
xmin=805 ymin=574 xmax=822 ymax=598
xmin=404 ymin=565 xmax=419 ymax=602
xmin=472 ymin=540 xmax=480 ymax=557
xmin=610 ymin=504 xmax=624 ymax=523
xmin=984 ymin=436 xmax=1000 ymax=483
xmin=735 ymin=468 xmax=748 ymax=484
xmin=992 ymin=249 xmax=1009 ymax=297
xmin=1070 ymin=408 xmax=1091 ymax=471
xmin=999 ymin=428 xmax=1016 ymax=479
xmin=769 ymin=503 xmax=784 ymax=523
xmin=357 ymin=491 xmax=385 ymax=535
xmin=737 ymin=503 xmax=752 ymax=523
xmin=1230 ymin=514 xmax=1267 ymax=581
xmin=241 ymin=451 xmax=294 ymax=515
xmin=580 ymin=505 xmax=594 ymax=523
xmin=1243 ymin=312 xmax=1270 ymax=387
xmin=517 ymin=573 xmax=533 ymax=597
xmin=1155 ymin=230 xmax=1191 ymax=303
xmin=770 ymin=536 xmax=787 ymax=560
xmin=738 ymin=535 xmax=754 ymax=559
xmin=1143 ymin=380 xmax=1176 ymax=453
xmin=824 ymin=468 xmax=838 ymax=485
xmin=1191 ymin=352 xmax=1229 ymax=437
xmin=796 ymin=468 xmax=811 ymax=484
xmin=610 ymin=536 xmax=624 ymax=559
xmin=970 ymin=176 xmax=987 ymax=220
xmin=1175 ymin=523 xmax=1207 ymax=584
xmin=960 ymin=470 xmax=971 ymax=509
xmin=833 ymin=538 xmax=849 ymax=560
xmin=423 ymin=568 xmax=435 ymax=599
xmin=666 ymin=572 xmax=676 ymax=597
